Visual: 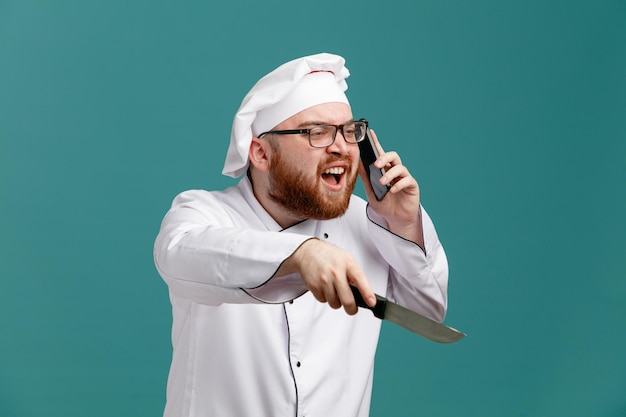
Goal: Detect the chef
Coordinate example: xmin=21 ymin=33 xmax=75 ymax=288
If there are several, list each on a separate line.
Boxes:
xmin=154 ymin=52 xmax=449 ymax=417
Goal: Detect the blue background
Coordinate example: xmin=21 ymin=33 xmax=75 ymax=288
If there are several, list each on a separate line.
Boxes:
xmin=1 ymin=1 xmax=625 ymax=416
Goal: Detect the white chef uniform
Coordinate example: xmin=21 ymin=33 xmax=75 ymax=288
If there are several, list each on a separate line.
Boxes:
xmin=154 ymin=175 xmax=448 ymax=417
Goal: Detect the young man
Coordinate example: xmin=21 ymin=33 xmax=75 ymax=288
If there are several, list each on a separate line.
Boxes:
xmin=154 ymin=53 xmax=449 ymax=417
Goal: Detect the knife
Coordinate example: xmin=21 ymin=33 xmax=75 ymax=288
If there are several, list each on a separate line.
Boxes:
xmin=351 ymin=286 xmax=466 ymax=343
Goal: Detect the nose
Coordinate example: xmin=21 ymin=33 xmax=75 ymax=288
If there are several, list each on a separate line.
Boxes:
xmin=326 ymin=129 xmax=350 ymax=155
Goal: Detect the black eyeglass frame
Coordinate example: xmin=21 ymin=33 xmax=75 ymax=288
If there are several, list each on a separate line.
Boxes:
xmin=258 ymin=119 xmax=369 ymax=148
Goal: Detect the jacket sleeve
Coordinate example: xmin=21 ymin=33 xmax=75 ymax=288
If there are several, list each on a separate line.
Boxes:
xmin=366 ymin=204 xmax=449 ymax=322
xmin=153 ymin=190 xmax=311 ymax=306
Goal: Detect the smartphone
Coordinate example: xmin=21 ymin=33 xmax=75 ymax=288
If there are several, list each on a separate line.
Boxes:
xmin=358 ymin=126 xmax=390 ymax=201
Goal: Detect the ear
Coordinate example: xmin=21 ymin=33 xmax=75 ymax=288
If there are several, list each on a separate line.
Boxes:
xmin=249 ymin=137 xmax=271 ymax=172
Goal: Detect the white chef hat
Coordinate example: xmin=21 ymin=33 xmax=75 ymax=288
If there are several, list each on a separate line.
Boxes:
xmin=222 ymin=53 xmax=351 ymax=178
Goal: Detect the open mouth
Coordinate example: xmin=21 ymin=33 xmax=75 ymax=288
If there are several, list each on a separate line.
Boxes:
xmin=321 ymin=167 xmax=345 ymax=187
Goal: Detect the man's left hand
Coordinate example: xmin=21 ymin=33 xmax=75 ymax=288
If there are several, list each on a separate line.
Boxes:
xmin=358 ymin=129 xmax=424 ymax=248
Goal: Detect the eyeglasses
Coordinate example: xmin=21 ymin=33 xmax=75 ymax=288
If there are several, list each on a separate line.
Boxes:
xmin=258 ymin=119 xmax=369 ymax=148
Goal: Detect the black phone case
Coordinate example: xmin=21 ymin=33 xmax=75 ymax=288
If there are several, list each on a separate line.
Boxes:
xmin=358 ymin=129 xmax=390 ymax=201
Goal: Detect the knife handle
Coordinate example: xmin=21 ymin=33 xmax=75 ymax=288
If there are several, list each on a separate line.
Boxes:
xmin=350 ymin=286 xmax=387 ymax=319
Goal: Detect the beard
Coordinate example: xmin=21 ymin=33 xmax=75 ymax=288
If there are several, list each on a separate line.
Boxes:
xmin=268 ymin=150 xmax=357 ymax=221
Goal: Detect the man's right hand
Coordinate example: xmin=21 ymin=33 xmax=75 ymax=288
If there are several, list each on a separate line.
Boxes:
xmin=277 ymin=239 xmax=377 ymax=315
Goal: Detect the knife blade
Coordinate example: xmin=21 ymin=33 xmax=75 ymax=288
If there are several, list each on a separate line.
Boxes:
xmin=351 ymin=286 xmax=466 ymax=343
